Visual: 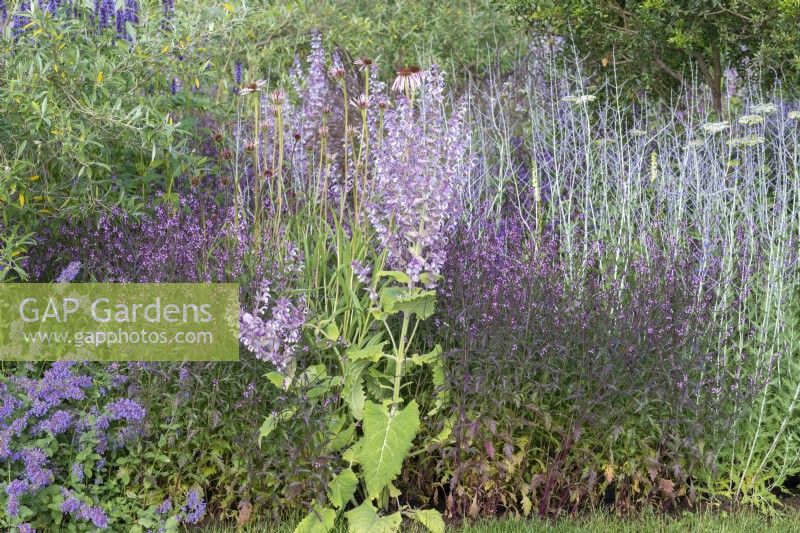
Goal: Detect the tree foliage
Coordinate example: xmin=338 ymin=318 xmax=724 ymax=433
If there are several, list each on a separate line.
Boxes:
xmin=503 ymin=0 xmax=800 ymax=111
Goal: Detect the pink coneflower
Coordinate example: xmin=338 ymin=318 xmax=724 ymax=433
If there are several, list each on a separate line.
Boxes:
xmin=271 ymin=89 xmax=286 ymax=106
xmin=349 ymin=94 xmax=371 ymax=110
xmin=328 ymin=65 xmax=345 ymax=79
xmin=238 ymin=80 xmax=267 ymax=95
xmin=392 ymin=66 xmax=423 ymax=94
xmin=354 ymin=57 xmax=376 ymax=72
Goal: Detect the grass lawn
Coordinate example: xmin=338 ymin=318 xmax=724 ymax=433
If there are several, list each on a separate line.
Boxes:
xmin=206 ymin=509 xmax=800 ymax=532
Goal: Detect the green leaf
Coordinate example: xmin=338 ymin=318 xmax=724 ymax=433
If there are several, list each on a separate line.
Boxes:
xmin=377 ymin=270 xmax=410 ymax=284
xmin=408 ymin=509 xmax=445 ymax=533
xmin=324 ymin=321 xmax=340 ymax=341
xmin=343 ymin=360 xmax=368 ymax=419
xmin=379 ymin=287 xmax=436 ymax=319
xmin=294 ymin=505 xmax=336 ymax=533
xmin=266 ymin=371 xmax=288 ymax=389
xmin=358 ymin=400 xmax=420 ymax=499
xmin=259 ymin=415 xmax=277 ymax=447
xmin=345 ymin=501 xmax=402 ymax=533
xmin=346 ymin=342 xmax=387 ymax=362
xmin=410 ymin=345 xmax=442 ymax=366
xmin=327 ymin=468 xmax=358 ymax=509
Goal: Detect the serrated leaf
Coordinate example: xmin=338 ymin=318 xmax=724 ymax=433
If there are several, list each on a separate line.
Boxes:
xmin=343 ymin=360 xmax=368 ymax=419
xmin=345 ymin=501 xmax=401 ymax=533
xmin=346 ymin=342 xmax=386 ymax=362
xmin=379 ymin=287 xmax=436 ymax=319
xmin=407 ymin=509 xmax=445 ymax=533
xmin=410 ymin=345 xmax=442 ymax=366
xmin=327 ymin=468 xmax=358 ymax=509
xmin=358 ymin=401 xmax=420 ymax=499
xmin=294 ymin=505 xmax=336 ymax=533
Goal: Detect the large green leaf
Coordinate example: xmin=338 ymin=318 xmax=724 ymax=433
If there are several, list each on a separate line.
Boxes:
xmin=346 ymin=342 xmax=387 ymax=362
xmin=358 ymin=400 xmax=420 ymax=499
xmin=407 ymin=509 xmax=445 ymax=533
xmin=344 ymin=501 xmax=402 ymax=533
xmin=343 ymin=360 xmax=368 ymax=420
xmin=294 ymin=505 xmax=336 ymax=533
xmin=327 ymin=468 xmax=359 ymax=509
xmin=379 ymin=287 xmax=436 ymax=319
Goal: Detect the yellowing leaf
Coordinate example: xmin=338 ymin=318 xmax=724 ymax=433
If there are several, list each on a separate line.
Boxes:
xmin=29 ymin=175 xmax=40 ymax=181
xmin=603 ymin=464 xmax=615 ymax=483
xmin=223 ymin=2 xmax=235 ymax=13
xmin=18 ymin=192 xmax=25 ymax=208
xmin=194 ymin=77 xmax=200 ymax=89
xmin=97 ymin=71 xmax=104 ymax=84
xmin=162 ymin=45 xmax=170 ymax=53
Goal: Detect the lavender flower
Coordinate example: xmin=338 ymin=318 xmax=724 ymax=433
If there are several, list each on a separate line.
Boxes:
xmin=98 ymin=0 xmax=114 ymax=30
xmin=125 ymin=0 xmax=138 ymax=24
xmin=368 ymin=66 xmax=470 ymax=283
xmin=60 ymin=490 xmax=109 ymax=528
xmin=351 ymin=259 xmax=371 ymax=284
xmin=180 ymin=489 xmax=206 ymax=525
xmin=234 ymin=62 xmax=243 ymax=85
xmin=55 ymin=261 xmax=81 ymax=283
xmin=106 ymin=398 xmax=145 ymax=423
xmin=156 ymin=497 xmax=172 ymax=515
xmin=71 ymin=462 xmax=84 ymax=483
xmin=240 ymin=284 xmax=307 ymax=370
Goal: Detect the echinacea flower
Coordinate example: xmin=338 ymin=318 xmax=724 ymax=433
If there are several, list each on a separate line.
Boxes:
xmin=350 ymin=94 xmax=371 ymax=110
xmin=392 ymin=66 xmax=424 ymax=94
xmin=328 ymin=66 xmax=345 ymax=79
xmin=238 ymin=80 xmax=267 ymax=96
xmin=354 ymin=57 xmax=376 ymax=72
xmin=270 ymin=89 xmax=286 ymax=106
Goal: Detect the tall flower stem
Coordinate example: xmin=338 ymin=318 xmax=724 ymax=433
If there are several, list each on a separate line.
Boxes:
xmin=391 ymin=310 xmax=411 ymax=411
xmin=252 ymin=92 xmax=262 ymax=255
